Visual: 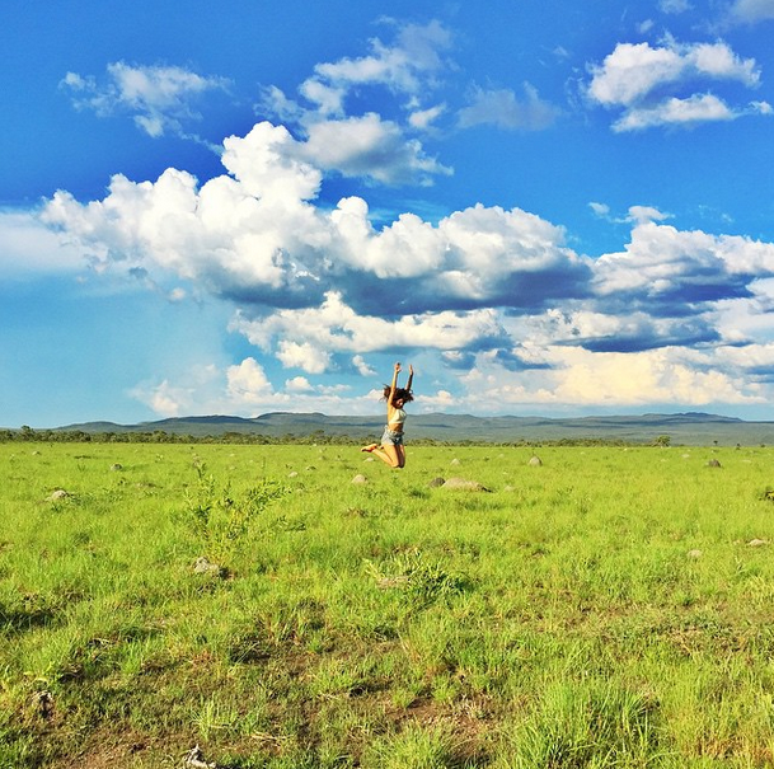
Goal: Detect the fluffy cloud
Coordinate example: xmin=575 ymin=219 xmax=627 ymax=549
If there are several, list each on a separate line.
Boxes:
xmin=613 ymin=93 xmax=734 ymax=131
xmin=527 ymin=307 xmax=719 ymax=353
xmin=728 ymin=0 xmax=774 ymax=23
xmin=461 ymin=344 xmax=766 ymax=410
xmin=257 ymin=20 xmax=453 ymax=186
xmin=586 ymin=38 xmax=766 ymax=130
xmin=226 ymin=357 xmax=273 ymax=404
xmin=353 ymin=355 xmax=376 ymax=376
xmin=457 ymin=83 xmax=560 ymax=130
xmin=277 ymin=341 xmax=331 ymax=374
xmin=230 ymin=291 xmax=505 ymax=358
xmin=36 ymin=21 xmax=774 ymax=419
xmin=588 ymin=40 xmax=759 ymax=107
xmin=61 ymin=62 xmax=229 ymax=138
xmin=40 ymin=109 xmax=774 ymax=397
xmin=41 ymin=122 xmax=590 ymax=321
xmin=592 ymin=216 xmax=774 ymax=312
xmin=300 ymin=114 xmax=452 ymax=184
xmin=302 ymin=19 xmax=452 ymax=113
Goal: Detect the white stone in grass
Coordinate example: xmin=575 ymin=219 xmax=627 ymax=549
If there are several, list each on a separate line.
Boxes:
xmin=288 ymin=471 xmax=299 ymax=478
xmin=377 ymin=575 xmax=410 ymax=590
xmin=748 ymin=538 xmax=768 ymax=547
xmin=48 ymin=489 xmax=70 ymax=501
xmin=442 ymin=477 xmax=489 ymax=492
xmin=687 ymin=549 xmax=703 ymax=559
xmin=450 ymin=458 xmax=461 ymax=466
xmin=351 ymin=474 xmax=368 ymax=484
xmin=528 ymin=456 xmax=542 ymax=467
xmin=185 ymin=745 xmax=218 ymax=769
xmin=193 ymin=557 xmax=224 ymax=576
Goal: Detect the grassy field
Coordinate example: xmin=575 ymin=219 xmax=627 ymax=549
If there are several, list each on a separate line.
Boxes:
xmin=2 ymin=442 xmax=774 ymax=768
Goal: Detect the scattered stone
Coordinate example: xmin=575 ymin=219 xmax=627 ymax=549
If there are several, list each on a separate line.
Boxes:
xmin=110 ymin=463 xmax=123 ymax=472
xmin=185 ymin=745 xmax=220 ymax=769
xmin=351 ymin=474 xmax=368 ymax=485
xmin=450 ymin=458 xmax=461 ymax=466
xmin=687 ymin=549 xmax=703 ymax=559
xmin=442 ymin=477 xmax=490 ymax=492
xmin=377 ymin=575 xmax=410 ymax=590
xmin=528 ymin=456 xmax=542 ymax=467
xmin=31 ymin=690 xmax=54 ymax=719
xmin=193 ymin=557 xmax=226 ymax=577
xmin=706 ymin=458 xmax=722 ymax=468
xmin=48 ymin=489 xmax=70 ymax=502
xmin=748 ymin=538 xmax=769 ymax=547
xmin=288 ymin=471 xmax=299 ymax=478
xmin=427 ymin=477 xmax=445 ymax=488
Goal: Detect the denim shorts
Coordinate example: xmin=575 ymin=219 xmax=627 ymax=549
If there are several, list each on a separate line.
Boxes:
xmin=381 ymin=427 xmax=404 ymax=446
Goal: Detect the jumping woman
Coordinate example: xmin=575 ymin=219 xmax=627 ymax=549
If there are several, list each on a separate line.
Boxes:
xmin=361 ymin=362 xmax=414 ymax=468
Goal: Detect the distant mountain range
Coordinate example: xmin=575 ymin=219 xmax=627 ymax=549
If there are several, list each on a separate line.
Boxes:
xmin=52 ymin=411 xmax=774 ymax=446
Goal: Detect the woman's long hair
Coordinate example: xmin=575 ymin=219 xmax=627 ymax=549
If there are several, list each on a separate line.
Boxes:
xmin=382 ymin=385 xmax=414 ymax=406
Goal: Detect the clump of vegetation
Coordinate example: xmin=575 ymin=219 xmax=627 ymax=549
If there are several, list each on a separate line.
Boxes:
xmin=364 ymin=549 xmax=470 ymax=609
xmin=183 ymin=460 xmax=289 ymax=561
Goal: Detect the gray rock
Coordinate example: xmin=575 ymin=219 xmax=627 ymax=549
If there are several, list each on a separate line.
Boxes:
xmin=193 ymin=557 xmax=227 ymax=577
xmin=48 ymin=489 xmax=70 ymax=502
xmin=427 ymin=477 xmax=446 ymax=488
xmin=528 ymin=456 xmax=542 ymax=467
xmin=687 ymin=549 xmax=703 ymax=559
xmin=31 ymin=690 xmax=54 ymax=719
xmin=351 ymin=474 xmax=368 ymax=485
xmin=706 ymin=458 xmax=722 ymax=467
xmin=442 ymin=477 xmax=490 ymax=492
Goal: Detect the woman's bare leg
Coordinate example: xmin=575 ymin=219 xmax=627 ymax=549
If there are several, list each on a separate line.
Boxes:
xmin=367 ymin=443 xmax=401 ymax=468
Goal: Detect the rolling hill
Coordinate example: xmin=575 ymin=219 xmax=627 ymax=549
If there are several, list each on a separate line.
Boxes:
xmin=50 ymin=411 xmax=774 ymax=446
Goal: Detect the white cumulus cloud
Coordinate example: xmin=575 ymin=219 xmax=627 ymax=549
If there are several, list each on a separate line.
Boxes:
xmin=587 ymin=38 xmax=763 ymax=131
xmin=61 ymin=62 xmax=229 ymax=138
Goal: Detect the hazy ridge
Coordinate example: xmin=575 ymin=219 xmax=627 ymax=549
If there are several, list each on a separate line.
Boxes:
xmin=52 ymin=411 xmax=774 ymax=446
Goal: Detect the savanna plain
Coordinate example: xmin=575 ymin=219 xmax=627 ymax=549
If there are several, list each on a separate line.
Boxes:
xmin=2 ymin=441 xmax=774 ymax=768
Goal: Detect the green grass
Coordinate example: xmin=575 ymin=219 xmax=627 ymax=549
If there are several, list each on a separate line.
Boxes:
xmin=2 ymin=443 xmax=774 ymax=767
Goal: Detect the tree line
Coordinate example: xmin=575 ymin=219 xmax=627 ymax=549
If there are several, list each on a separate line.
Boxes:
xmin=1 ymin=425 xmax=643 ymax=447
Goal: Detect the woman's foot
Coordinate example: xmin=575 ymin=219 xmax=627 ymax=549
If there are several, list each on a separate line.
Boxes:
xmin=360 ymin=444 xmax=379 ymax=452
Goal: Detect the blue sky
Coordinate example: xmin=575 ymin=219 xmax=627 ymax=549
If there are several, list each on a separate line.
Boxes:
xmin=3 ymin=0 xmax=774 ymax=428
